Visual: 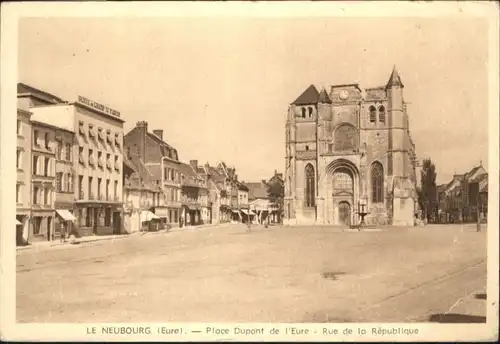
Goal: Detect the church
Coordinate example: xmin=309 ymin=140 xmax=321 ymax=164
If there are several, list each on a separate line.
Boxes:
xmin=283 ymin=67 xmax=418 ymax=227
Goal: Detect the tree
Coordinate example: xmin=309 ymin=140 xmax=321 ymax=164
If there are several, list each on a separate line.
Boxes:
xmin=418 ymin=158 xmax=438 ymax=222
xmin=267 ymin=179 xmax=284 ymax=223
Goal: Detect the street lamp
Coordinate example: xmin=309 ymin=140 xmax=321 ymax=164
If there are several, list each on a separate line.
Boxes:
xmin=357 ymin=196 xmax=369 ymax=230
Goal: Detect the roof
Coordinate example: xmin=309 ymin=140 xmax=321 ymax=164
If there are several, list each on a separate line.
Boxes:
xmin=465 ymin=165 xmax=486 ymax=181
xmin=17 ymin=82 xmax=66 ymax=104
xmin=318 ymin=88 xmax=332 ymax=104
xmin=471 ymin=173 xmax=488 ymax=184
xmin=437 ymin=184 xmax=447 ymax=193
xmin=245 ymin=182 xmax=268 ymax=200
xmin=146 ymin=132 xmax=178 ymax=160
xmin=385 ymin=66 xmax=404 ymax=89
xmin=292 ymin=84 xmax=319 ymax=105
xmin=236 ymin=181 xmax=249 ymax=192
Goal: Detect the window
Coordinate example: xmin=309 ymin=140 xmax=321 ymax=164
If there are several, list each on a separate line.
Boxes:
xmin=305 ymin=164 xmax=315 ymax=207
xmin=32 ymin=155 xmax=39 ymax=175
xmin=106 ymin=179 xmax=110 ymax=200
xmin=16 ymin=150 xmax=22 ymax=169
xmin=78 ymin=175 xmax=84 ymax=198
xmin=387 ymin=154 xmax=393 ymax=175
xmin=56 ymin=172 xmax=63 ymax=192
xmin=88 ymin=149 xmax=94 ymax=165
xmin=44 ymin=188 xmax=50 ymax=205
xmin=114 ymin=155 xmax=119 ymax=170
xmin=369 ymin=106 xmax=376 ymax=123
xmin=88 ymin=177 xmax=93 ymax=199
xmin=67 ymin=173 xmax=72 ymax=192
xmin=55 ymin=140 xmax=62 ymax=160
xmin=34 ymin=130 xmax=40 ymax=147
xmin=334 ymin=124 xmax=358 ymax=151
xmin=105 ymin=208 xmax=111 ymax=226
xmin=301 ymin=108 xmax=306 ymax=118
xmin=33 ymin=186 xmax=40 ymax=205
xmin=79 ymin=121 xmax=85 ymax=136
xmin=371 ymin=161 xmax=384 ymax=203
xmin=44 ymin=158 xmax=50 ymax=177
xmin=45 ymin=133 xmax=50 ymax=149
xmin=333 ymin=169 xmax=353 ymax=192
xmin=379 ymin=106 xmax=385 ymax=124
xmin=97 ymin=178 xmax=102 ymax=198
xmin=305 ymin=145 xmax=309 ymax=151
xmin=114 ymin=180 xmax=118 ymax=200
xmin=17 ymin=120 xmax=22 ymax=135
xmin=33 ymin=217 xmax=41 ymax=235
xmin=98 ymin=151 xmax=103 ymax=168
xmin=16 ymin=184 xmax=21 ymax=203
xmin=65 ymin=143 xmax=72 ymax=161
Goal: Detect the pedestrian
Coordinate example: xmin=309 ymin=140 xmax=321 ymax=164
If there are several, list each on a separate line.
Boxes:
xmin=60 ymin=222 xmax=66 ymax=243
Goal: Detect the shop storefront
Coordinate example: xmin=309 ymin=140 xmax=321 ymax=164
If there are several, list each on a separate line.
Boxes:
xmin=75 ymin=201 xmax=122 ymax=236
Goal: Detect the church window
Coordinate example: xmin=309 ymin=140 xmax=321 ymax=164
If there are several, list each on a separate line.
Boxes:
xmin=333 ymin=169 xmax=353 ymax=193
xmin=304 ymin=164 xmax=315 ymax=207
xmin=301 ymin=108 xmax=306 ymax=118
xmin=334 ymin=124 xmax=358 ymax=151
xmin=328 ymin=143 xmax=333 ymax=153
xmin=369 ymin=106 xmax=376 ymax=123
xmin=371 ymin=161 xmax=384 ymax=203
xmin=308 ymin=107 xmax=313 ymax=117
xmin=379 ymin=106 xmax=385 ymax=124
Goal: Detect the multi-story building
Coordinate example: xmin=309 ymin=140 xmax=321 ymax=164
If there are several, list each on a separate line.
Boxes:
xmin=30 ymin=120 xmax=57 ymax=241
xmin=124 ymin=121 xmax=181 ymax=225
xmin=16 ymin=109 xmax=33 ymax=245
xmin=189 ymin=160 xmax=212 ymax=224
xmin=32 ymin=96 xmax=125 ymax=236
xmin=178 ymin=161 xmax=204 ymax=226
xmin=122 ymin=157 xmax=163 ymax=233
xmin=284 ymin=66 xmax=418 ymax=226
xmin=30 ymin=107 xmax=78 ymax=239
xmin=205 ymin=163 xmax=231 ymax=224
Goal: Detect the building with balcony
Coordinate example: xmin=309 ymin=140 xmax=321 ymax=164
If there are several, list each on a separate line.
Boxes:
xmin=16 ymin=109 xmax=33 ymax=245
xmin=124 ymin=121 xmax=181 ymax=225
xmin=30 ymin=120 xmax=57 ymax=241
xmin=29 ymin=96 xmax=125 ymax=236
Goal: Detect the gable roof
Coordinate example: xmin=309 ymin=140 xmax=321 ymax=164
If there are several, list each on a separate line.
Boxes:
xmin=17 ymin=82 xmax=66 ymax=104
xmin=292 ymin=84 xmax=319 ymax=105
xmin=245 ymin=182 xmax=268 ymax=200
xmin=465 ymin=165 xmax=486 ymax=181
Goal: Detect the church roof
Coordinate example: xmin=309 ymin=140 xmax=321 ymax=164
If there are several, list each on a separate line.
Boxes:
xmin=318 ymin=88 xmax=332 ymax=104
xmin=292 ymin=84 xmax=319 ymax=105
xmin=385 ymin=66 xmax=404 ymax=89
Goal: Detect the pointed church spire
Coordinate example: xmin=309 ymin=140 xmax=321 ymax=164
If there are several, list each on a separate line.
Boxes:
xmin=318 ymin=87 xmax=332 ymax=104
xmin=386 ymin=65 xmax=404 ymax=89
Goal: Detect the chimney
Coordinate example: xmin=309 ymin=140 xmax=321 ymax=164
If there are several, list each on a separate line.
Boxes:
xmin=189 ymin=160 xmax=198 ymax=170
xmin=136 ymin=121 xmax=148 ymax=160
xmin=153 ymin=129 xmax=163 ymax=140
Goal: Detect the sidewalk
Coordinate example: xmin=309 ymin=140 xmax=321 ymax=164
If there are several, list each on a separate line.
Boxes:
xmin=16 ymin=222 xmax=232 ymax=253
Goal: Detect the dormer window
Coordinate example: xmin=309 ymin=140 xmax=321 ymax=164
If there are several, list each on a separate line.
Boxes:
xmin=308 ymin=107 xmax=313 ymax=117
xmin=301 ymin=108 xmax=306 ymax=118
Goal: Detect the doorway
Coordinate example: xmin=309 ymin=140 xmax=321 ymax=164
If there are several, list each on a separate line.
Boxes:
xmin=112 ymin=212 xmax=121 ymax=234
xmin=338 ymin=201 xmax=351 ymax=226
xmin=47 ymin=216 xmax=52 ymax=241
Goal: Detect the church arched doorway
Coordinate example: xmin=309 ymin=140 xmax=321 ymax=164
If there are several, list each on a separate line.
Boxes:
xmin=338 ymin=201 xmax=351 ymax=225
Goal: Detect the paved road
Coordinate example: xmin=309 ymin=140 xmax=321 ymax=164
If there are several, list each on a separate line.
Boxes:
xmin=16 ymin=224 xmax=487 ymax=323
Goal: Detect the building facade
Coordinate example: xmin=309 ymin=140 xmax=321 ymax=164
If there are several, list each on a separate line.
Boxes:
xmin=122 ymin=158 xmax=162 ymax=233
xmin=124 ymin=121 xmax=182 ymax=225
xmin=284 ymin=67 xmax=418 ymax=226
xmin=16 ymin=109 xmax=33 ymax=245
xmin=30 ymin=121 xmax=57 ymax=241
xmin=32 ymin=96 xmax=125 ymax=236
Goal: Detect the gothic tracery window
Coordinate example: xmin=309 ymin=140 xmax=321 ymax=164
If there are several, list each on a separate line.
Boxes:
xmin=333 ymin=169 xmax=353 ymax=194
xmin=379 ymin=106 xmax=385 ymax=124
xmin=334 ymin=124 xmax=358 ymax=151
xmin=371 ymin=161 xmax=384 ymax=203
xmin=369 ymin=106 xmax=376 ymax=123
xmin=305 ymin=164 xmax=315 ymax=207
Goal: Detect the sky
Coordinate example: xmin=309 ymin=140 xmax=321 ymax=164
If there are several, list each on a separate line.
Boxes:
xmin=18 ymin=16 xmax=490 ymax=184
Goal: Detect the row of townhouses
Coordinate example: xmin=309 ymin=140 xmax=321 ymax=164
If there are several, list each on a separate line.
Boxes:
xmin=16 ymin=83 xmax=283 ymax=245
xmin=436 ymin=163 xmax=489 ymax=224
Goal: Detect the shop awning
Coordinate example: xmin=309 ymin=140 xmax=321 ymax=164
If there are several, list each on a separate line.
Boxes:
xmin=56 ymin=209 xmax=76 ymax=221
xmin=16 ymin=219 xmax=22 ymax=225
xmin=231 ymin=209 xmax=240 ymax=214
xmin=140 ymin=211 xmax=160 ymax=222
xmin=241 ymin=209 xmax=256 ymax=216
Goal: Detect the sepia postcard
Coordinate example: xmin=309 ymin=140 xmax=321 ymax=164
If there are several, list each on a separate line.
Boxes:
xmin=1 ymin=1 xmax=499 ymax=342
